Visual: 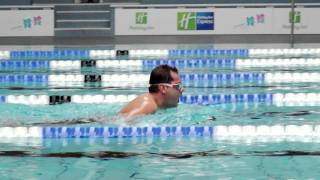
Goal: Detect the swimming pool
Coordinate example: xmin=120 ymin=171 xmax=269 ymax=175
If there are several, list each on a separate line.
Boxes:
xmin=0 ymin=47 xmax=320 ymax=179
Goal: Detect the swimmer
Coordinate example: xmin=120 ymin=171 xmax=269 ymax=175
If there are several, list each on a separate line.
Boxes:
xmin=26 ymin=64 xmax=183 ymax=126
xmin=119 ymin=64 xmax=184 ymax=120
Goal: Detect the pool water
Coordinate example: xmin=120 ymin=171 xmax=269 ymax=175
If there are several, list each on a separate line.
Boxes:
xmin=0 ymin=47 xmax=320 ymax=179
xmin=1 ymin=138 xmax=320 ymax=179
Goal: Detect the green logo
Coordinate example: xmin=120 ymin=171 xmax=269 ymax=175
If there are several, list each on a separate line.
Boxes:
xmin=177 ymin=12 xmax=196 ymax=30
xmin=289 ymin=11 xmax=301 ymax=23
xmin=136 ymin=12 xmax=147 ymax=24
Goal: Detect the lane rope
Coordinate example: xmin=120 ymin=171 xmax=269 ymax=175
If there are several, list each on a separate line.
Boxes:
xmin=0 ymin=125 xmax=319 ymax=138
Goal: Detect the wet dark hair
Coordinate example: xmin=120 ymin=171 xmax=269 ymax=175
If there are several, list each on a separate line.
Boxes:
xmin=148 ymin=64 xmax=178 ymax=93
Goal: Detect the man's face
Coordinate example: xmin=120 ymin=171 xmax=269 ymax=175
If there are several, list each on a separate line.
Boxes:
xmin=163 ymin=71 xmax=183 ymax=107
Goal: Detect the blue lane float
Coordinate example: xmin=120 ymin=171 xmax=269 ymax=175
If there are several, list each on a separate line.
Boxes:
xmin=142 ymin=59 xmax=236 ymax=68
xmin=1 ymin=58 xmax=317 ymax=70
xmin=6 ymin=49 xmax=248 ymax=60
xmin=42 ymin=126 xmax=213 ymax=138
xmin=0 ymin=60 xmax=49 ymax=69
xmin=180 ymin=73 xmax=264 ymax=82
xmin=3 ymin=58 xmax=320 ymax=70
xmin=1 ymin=93 xmax=320 ymax=106
xmin=0 ymin=59 xmax=237 ymax=70
xmin=0 ymin=75 xmax=48 ymax=83
xmin=9 ymin=50 xmax=90 ymax=60
xmin=0 ymin=72 xmax=318 ymax=87
xmin=168 ymin=49 xmax=249 ymax=57
xmin=0 ymin=73 xmax=265 ymax=84
xmin=0 ymin=96 xmax=5 ymax=103
xmin=1 ymin=93 xmax=273 ymax=105
xmin=0 ymin=125 xmax=318 ymax=138
xmin=5 ymin=48 xmax=320 ymax=60
xmin=180 ymin=94 xmax=272 ymax=104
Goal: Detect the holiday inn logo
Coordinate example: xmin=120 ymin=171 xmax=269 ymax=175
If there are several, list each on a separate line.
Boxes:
xmin=136 ymin=12 xmax=147 ymax=24
xmin=130 ymin=12 xmax=154 ymax=31
xmin=282 ymin=10 xmax=307 ymax=30
xmin=177 ymin=12 xmax=196 ymax=30
xmin=177 ymin=12 xmax=214 ymax=30
xmin=289 ymin=11 xmax=301 ymax=24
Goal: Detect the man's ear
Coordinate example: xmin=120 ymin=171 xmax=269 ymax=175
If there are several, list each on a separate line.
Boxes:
xmin=159 ymin=84 xmax=166 ymax=94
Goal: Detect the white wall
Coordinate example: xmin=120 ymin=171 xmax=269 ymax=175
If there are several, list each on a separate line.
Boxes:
xmin=115 ymin=7 xmax=320 ymax=35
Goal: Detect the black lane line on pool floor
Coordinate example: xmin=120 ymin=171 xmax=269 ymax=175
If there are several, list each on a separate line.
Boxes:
xmin=250 ymin=110 xmax=312 ymax=119
xmin=1 ymin=150 xmax=320 ymax=159
xmin=25 ymin=110 xmax=311 ymax=126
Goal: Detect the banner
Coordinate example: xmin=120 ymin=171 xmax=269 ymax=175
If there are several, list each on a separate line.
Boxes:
xmin=214 ymin=8 xmax=272 ymax=34
xmin=273 ymin=8 xmax=319 ymax=34
xmin=0 ymin=10 xmax=54 ymax=36
xmin=116 ymin=8 xmax=215 ymax=35
xmin=115 ymin=7 xmax=320 ymax=35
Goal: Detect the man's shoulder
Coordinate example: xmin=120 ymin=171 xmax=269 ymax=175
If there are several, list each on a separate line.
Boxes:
xmin=119 ymin=93 xmax=157 ymax=117
xmin=134 ymin=93 xmax=153 ymax=100
xmin=135 ymin=93 xmax=156 ymax=105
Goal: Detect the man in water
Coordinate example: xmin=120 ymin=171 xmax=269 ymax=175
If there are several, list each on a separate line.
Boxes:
xmin=30 ymin=64 xmax=183 ymax=126
xmin=119 ymin=64 xmax=184 ymax=119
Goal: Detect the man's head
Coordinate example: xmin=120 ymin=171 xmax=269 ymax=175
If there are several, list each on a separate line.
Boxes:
xmin=149 ymin=64 xmax=183 ymax=108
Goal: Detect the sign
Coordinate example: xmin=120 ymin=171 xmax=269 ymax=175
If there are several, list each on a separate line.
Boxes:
xmin=135 ymin=12 xmax=147 ymax=24
xmin=0 ymin=10 xmax=54 ymax=36
xmin=115 ymin=8 xmax=216 ymax=35
xmin=214 ymin=8 xmax=272 ymax=34
xmin=177 ymin=12 xmax=214 ymax=31
xmin=273 ymin=8 xmax=319 ymax=34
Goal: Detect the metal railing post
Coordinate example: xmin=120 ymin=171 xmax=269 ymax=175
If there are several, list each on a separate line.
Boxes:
xmin=290 ymin=0 xmax=295 ymax=48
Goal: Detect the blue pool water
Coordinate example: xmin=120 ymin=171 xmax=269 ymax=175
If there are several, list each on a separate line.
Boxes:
xmin=0 ymin=47 xmax=320 ymax=179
